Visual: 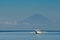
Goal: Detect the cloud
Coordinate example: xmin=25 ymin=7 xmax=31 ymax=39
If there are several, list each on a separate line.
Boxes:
xmin=0 ymin=21 xmax=17 ymax=25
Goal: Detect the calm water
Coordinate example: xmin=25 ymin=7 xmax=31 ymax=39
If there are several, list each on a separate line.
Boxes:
xmin=0 ymin=32 xmax=60 ymax=40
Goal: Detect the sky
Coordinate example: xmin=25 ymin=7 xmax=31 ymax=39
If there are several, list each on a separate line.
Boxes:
xmin=0 ymin=0 xmax=60 ymax=21
xmin=0 ymin=0 xmax=60 ymax=30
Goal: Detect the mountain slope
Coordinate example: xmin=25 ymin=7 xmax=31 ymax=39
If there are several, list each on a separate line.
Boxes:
xmin=17 ymin=14 xmax=52 ymax=29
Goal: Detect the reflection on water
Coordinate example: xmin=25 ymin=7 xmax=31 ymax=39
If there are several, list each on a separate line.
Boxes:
xmin=0 ymin=32 xmax=60 ymax=40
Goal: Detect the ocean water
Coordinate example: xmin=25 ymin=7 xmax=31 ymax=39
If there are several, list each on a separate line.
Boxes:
xmin=0 ymin=32 xmax=60 ymax=40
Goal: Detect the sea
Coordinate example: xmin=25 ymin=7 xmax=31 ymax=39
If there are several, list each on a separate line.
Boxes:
xmin=0 ymin=32 xmax=60 ymax=40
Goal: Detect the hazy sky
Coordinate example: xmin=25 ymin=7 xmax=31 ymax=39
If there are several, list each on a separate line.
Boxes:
xmin=0 ymin=0 xmax=60 ymax=21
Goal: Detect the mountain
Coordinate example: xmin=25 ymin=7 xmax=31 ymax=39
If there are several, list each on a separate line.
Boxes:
xmin=0 ymin=14 xmax=56 ymax=30
xmin=22 ymin=14 xmax=50 ymax=24
xmin=17 ymin=14 xmax=52 ymax=30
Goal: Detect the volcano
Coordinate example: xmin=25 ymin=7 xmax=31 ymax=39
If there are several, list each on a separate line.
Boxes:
xmin=22 ymin=14 xmax=50 ymax=24
xmin=17 ymin=14 xmax=52 ymax=29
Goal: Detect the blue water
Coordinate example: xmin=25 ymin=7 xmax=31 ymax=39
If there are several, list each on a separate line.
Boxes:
xmin=0 ymin=32 xmax=60 ymax=40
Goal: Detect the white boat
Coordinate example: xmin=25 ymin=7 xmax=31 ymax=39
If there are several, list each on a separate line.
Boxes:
xmin=35 ymin=29 xmax=42 ymax=34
